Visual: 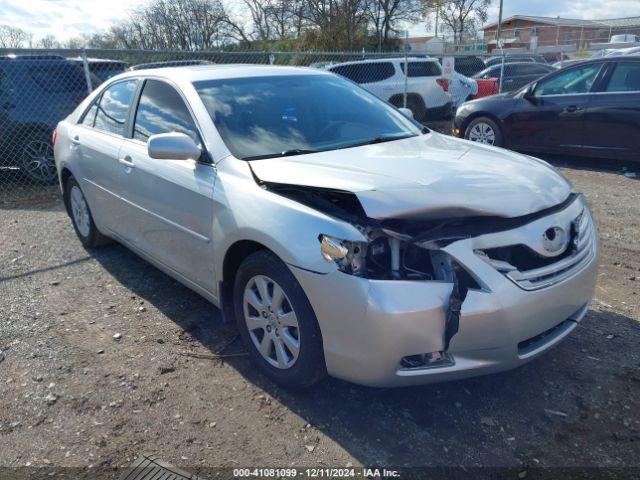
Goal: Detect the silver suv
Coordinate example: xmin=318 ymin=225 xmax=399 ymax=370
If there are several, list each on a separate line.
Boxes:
xmin=54 ymin=65 xmax=598 ymax=388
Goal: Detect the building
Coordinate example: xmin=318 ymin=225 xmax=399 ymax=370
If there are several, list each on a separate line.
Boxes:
xmin=482 ymin=15 xmax=640 ymax=52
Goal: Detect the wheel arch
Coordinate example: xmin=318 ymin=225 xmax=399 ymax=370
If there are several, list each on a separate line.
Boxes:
xmin=388 ymin=92 xmax=425 ymax=109
xmin=218 ymin=239 xmax=274 ymax=324
xmin=59 ymin=167 xmax=75 ymax=215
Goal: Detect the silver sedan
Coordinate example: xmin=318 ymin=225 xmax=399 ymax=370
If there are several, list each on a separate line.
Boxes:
xmin=54 ymin=65 xmax=598 ymax=388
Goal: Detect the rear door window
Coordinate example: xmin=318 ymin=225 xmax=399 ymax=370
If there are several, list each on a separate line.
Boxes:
xmin=133 ymin=79 xmax=198 ymax=142
xmin=92 ymin=80 xmax=138 ymax=136
xmin=330 ymin=62 xmax=395 ymax=84
xmin=605 ymin=62 xmax=640 ymax=92
xmin=400 ymin=61 xmax=441 ymax=77
xmin=534 ymin=63 xmax=603 ymax=96
xmin=28 ymin=64 xmax=87 ymax=93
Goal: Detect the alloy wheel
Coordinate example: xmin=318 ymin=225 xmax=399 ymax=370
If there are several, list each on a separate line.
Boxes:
xmin=21 ymin=140 xmax=57 ymax=183
xmin=468 ymin=122 xmax=496 ymax=145
xmin=243 ymin=275 xmax=300 ymax=369
xmin=70 ymin=185 xmax=91 ymax=238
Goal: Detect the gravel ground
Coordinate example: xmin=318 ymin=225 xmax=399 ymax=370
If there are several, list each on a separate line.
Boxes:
xmin=1 ymin=157 xmax=639 ymax=479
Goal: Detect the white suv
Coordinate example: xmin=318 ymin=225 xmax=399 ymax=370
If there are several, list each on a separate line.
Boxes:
xmin=328 ymin=58 xmax=452 ymax=121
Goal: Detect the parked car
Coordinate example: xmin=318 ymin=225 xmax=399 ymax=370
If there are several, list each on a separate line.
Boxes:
xmin=606 ymin=46 xmax=640 ymax=57
xmin=454 ymin=57 xmax=640 ymax=161
xmin=610 ymin=34 xmax=637 ymax=43
xmin=0 ymin=54 xmax=90 ymax=183
xmin=439 ymin=55 xmax=485 ymax=77
xmin=485 ymin=54 xmax=548 ymax=67
xmin=471 ymin=77 xmax=499 ymax=99
xmin=70 ymin=57 xmax=128 ymax=84
xmin=473 ymin=62 xmax=557 ymax=92
xmin=129 ymin=60 xmax=212 ymax=71
xmin=54 ymin=65 xmax=598 ymax=388
xmin=328 ymin=58 xmax=451 ymax=120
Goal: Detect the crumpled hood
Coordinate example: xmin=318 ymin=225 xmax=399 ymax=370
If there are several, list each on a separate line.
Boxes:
xmin=249 ymin=132 xmax=572 ymax=220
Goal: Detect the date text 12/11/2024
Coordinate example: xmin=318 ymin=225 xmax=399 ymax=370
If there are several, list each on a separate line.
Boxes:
xmin=233 ymin=468 xmax=401 ymax=478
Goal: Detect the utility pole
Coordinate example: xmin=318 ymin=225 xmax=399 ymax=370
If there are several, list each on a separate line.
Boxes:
xmin=495 ymin=0 xmax=504 ymax=48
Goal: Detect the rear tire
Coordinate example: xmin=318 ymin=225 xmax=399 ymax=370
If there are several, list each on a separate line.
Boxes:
xmin=65 ymin=176 xmax=111 ymax=248
xmin=464 ymin=116 xmax=503 ymax=147
xmin=233 ymin=250 xmax=326 ymax=389
xmin=19 ymin=132 xmax=57 ymax=184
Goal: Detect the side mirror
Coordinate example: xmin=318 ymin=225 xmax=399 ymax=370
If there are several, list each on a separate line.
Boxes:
xmin=148 ymin=132 xmax=201 ymax=161
xmin=398 ymin=107 xmax=414 ymax=119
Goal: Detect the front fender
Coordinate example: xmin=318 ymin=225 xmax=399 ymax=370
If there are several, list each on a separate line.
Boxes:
xmin=212 ymin=157 xmax=366 ymax=282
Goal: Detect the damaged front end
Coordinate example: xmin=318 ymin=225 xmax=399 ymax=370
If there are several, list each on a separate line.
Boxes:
xmin=318 ymin=230 xmax=478 ymax=360
xmin=257 ymin=177 xmax=481 ymax=357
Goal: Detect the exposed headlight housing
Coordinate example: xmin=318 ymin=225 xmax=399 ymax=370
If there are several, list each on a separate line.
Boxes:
xmin=319 ymin=233 xmax=479 ymax=287
xmin=319 ymin=235 xmax=366 ymax=276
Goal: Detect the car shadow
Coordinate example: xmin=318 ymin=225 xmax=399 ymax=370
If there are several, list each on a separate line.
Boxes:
xmin=91 ymin=242 xmax=640 ymax=469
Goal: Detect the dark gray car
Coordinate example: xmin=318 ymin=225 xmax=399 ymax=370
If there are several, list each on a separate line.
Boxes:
xmin=0 ymin=55 xmax=89 ymax=183
xmin=473 ymin=62 xmax=557 ymax=92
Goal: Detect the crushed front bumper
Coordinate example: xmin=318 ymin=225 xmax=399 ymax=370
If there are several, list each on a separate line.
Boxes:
xmin=290 ymin=198 xmax=598 ymax=387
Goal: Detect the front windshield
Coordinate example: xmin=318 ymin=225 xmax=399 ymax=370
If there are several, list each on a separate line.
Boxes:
xmin=194 ymin=74 xmax=423 ymax=160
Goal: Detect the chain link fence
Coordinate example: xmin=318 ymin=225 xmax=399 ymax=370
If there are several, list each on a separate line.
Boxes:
xmin=0 ymin=44 xmax=633 ymax=203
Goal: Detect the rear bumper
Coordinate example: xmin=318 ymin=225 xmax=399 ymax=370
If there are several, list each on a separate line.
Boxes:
xmin=290 ymin=199 xmax=598 ymax=387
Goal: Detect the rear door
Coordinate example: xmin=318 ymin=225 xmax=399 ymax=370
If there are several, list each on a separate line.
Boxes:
xmin=118 ymin=79 xmax=216 ymax=291
xmin=70 ymin=79 xmax=139 ymax=233
xmin=581 ymin=60 xmax=640 ymax=159
xmin=0 ymin=67 xmax=12 ymax=161
xmin=508 ymin=62 xmax=605 ymax=153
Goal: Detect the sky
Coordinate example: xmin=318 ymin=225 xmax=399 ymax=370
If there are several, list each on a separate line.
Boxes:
xmin=1 ymin=0 xmax=640 ymax=42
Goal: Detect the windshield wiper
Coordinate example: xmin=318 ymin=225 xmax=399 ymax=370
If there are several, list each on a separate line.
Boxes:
xmin=243 ymin=149 xmax=319 ymax=161
xmin=337 ymin=133 xmax=417 ymax=150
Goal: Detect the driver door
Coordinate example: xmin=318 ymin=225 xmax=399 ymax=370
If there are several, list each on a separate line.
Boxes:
xmin=508 ymin=62 xmax=605 ymax=154
xmin=118 ymin=79 xmax=217 ymax=292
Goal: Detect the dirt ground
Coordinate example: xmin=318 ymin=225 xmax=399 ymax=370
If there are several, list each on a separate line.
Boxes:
xmin=1 ymin=155 xmax=639 ymax=479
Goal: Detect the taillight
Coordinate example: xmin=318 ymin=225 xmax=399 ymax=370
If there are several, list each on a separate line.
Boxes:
xmin=52 ymin=129 xmax=58 ymax=147
xmin=436 ymin=78 xmax=449 ymax=92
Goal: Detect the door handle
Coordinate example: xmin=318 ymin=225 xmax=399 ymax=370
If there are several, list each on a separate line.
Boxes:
xmin=119 ymin=155 xmax=135 ymax=168
xmin=71 ymin=135 xmax=81 ymax=145
xmin=565 ymin=105 xmax=582 ymax=113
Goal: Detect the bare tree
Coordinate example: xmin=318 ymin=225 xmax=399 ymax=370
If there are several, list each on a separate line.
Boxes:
xmin=119 ymin=0 xmax=239 ymax=50
xmin=0 ymin=25 xmax=32 ymax=48
xmin=34 ymin=34 xmax=61 ymax=49
xmin=368 ymin=0 xmax=423 ymax=51
xmin=434 ymin=0 xmax=490 ymax=45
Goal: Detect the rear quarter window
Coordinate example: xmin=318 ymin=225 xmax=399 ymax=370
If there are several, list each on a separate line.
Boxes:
xmin=605 ymin=62 xmax=640 ymax=92
xmin=28 ymin=64 xmax=87 ymax=93
xmin=400 ymin=61 xmax=442 ymax=77
xmin=330 ymin=62 xmax=395 ymax=84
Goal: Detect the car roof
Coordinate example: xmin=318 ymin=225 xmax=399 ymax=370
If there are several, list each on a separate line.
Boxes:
xmin=112 ymin=64 xmax=333 ymax=83
xmin=564 ymin=56 xmax=640 ymax=65
xmin=488 ymin=61 xmax=553 ymax=68
xmin=328 ymin=57 xmax=437 ymax=67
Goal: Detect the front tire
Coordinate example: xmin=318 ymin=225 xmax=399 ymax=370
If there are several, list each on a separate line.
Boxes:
xmin=233 ymin=251 xmax=326 ymax=389
xmin=465 ymin=116 xmax=503 ymax=147
xmin=65 ymin=176 xmax=111 ymax=248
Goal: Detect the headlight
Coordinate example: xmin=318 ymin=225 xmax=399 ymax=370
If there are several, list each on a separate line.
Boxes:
xmin=319 ymin=235 xmax=366 ymax=276
xmin=318 ymin=233 xmax=478 ymax=286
